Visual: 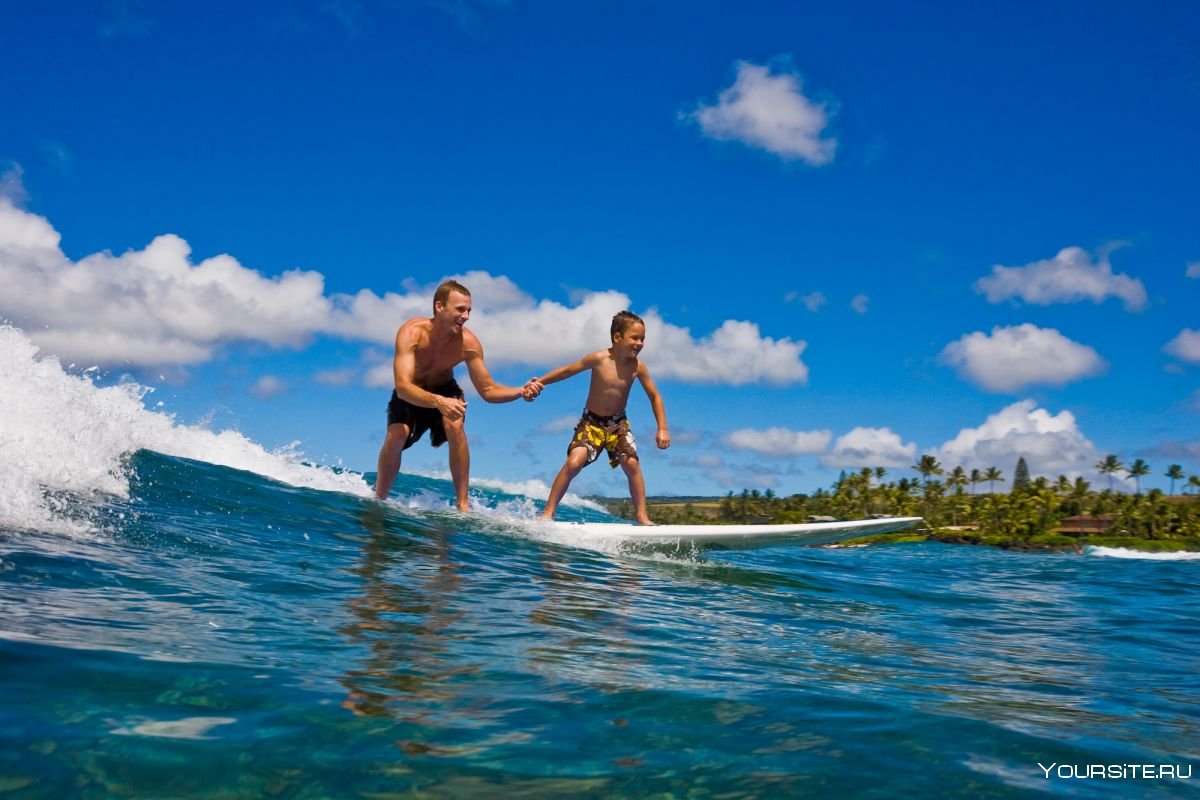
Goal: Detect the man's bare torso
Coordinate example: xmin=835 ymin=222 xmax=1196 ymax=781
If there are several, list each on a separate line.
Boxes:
xmin=403 ymin=318 xmax=470 ymax=388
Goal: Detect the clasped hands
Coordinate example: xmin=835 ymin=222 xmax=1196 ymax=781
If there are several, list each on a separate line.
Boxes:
xmin=521 ymin=378 xmax=544 ymax=402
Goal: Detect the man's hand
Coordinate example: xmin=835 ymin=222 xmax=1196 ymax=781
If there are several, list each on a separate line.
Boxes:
xmin=656 ymin=429 xmax=671 ymax=449
xmin=522 ymin=378 xmax=544 ymax=402
xmin=436 ymin=395 xmax=467 ymax=421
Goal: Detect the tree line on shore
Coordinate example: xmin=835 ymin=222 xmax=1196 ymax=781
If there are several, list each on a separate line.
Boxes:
xmin=611 ymin=455 xmax=1200 ymax=551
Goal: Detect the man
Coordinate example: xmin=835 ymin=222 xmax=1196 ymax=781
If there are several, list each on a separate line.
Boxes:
xmin=374 ymin=279 xmax=541 ymax=508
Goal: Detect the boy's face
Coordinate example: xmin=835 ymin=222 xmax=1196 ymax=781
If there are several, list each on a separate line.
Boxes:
xmin=613 ymin=322 xmax=646 ymax=356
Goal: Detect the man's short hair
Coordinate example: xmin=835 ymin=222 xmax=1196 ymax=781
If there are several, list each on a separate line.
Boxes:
xmin=611 ymin=310 xmax=644 ymax=341
xmin=433 ymin=280 xmax=471 ymax=312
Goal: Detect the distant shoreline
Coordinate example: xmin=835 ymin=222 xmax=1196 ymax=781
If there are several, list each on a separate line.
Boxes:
xmin=588 ymin=495 xmax=1200 ymax=555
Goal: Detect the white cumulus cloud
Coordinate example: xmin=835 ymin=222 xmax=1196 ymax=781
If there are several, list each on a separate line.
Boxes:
xmin=974 ymin=246 xmax=1148 ymax=311
xmin=1165 ymin=329 xmax=1200 ymax=363
xmin=0 ymin=200 xmax=332 ymax=366
xmin=434 ymin=279 xmax=811 ymax=385
xmin=937 ymin=400 xmax=1099 ymax=477
xmin=823 ymin=427 xmax=917 ymax=469
xmin=0 ymin=201 xmax=809 ymax=387
xmin=722 ymin=427 xmax=832 ymax=456
xmin=644 ymin=318 xmax=808 ymax=385
xmin=689 ymin=60 xmax=836 ymax=164
xmin=940 ymin=323 xmax=1106 ymax=393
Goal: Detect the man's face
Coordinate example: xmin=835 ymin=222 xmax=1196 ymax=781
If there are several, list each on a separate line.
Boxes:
xmin=436 ymin=291 xmax=472 ymax=330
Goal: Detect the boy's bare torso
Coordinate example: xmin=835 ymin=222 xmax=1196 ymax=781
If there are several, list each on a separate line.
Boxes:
xmin=583 ymin=348 xmax=639 ymax=416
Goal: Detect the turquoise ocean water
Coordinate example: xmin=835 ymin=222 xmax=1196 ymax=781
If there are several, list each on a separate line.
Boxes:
xmin=1 ymin=325 xmax=1198 ymax=798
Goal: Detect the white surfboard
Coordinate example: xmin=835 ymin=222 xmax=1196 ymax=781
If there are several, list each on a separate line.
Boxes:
xmin=540 ymin=516 xmax=923 ymax=551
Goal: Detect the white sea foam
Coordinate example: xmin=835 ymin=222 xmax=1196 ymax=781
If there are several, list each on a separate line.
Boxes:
xmin=0 ymin=324 xmax=372 ymax=535
xmin=1084 ymin=545 xmax=1200 ymax=561
xmin=387 ymin=488 xmax=458 ymax=513
xmin=442 ymin=472 xmax=606 ymax=513
xmin=111 ymin=716 xmax=238 ymax=740
xmin=382 ymin=477 xmax=603 ymax=526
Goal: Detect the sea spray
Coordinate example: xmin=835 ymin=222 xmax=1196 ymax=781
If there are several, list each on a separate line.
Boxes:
xmin=458 ymin=473 xmax=605 ymax=516
xmin=0 ymin=324 xmax=603 ymax=536
xmin=1084 ymin=545 xmax=1200 ymax=561
xmin=0 ymin=324 xmax=371 ymax=534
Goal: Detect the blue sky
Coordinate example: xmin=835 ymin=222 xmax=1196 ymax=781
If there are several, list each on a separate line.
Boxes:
xmin=3 ymin=0 xmax=1199 ymax=498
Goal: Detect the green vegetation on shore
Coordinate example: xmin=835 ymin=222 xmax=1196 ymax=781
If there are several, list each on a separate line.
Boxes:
xmin=592 ymin=456 xmax=1200 ymax=553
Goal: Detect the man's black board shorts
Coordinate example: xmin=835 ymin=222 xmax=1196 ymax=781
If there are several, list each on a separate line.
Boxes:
xmin=387 ymin=379 xmax=464 ymax=450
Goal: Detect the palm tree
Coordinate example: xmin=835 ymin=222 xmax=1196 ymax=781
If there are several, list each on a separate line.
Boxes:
xmin=1189 ymin=475 xmax=1200 ymax=496
xmin=969 ymin=468 xmax=982 ymax=495
xmin=921 ymin=478 xmax=946 ymax=522
xmin=983 ymin=466 xmax=1004 ymax=494
xmin=720 ymin=492 xmax=736 ymax=520
xmin=846 ymin=469 xmax=872 ymax=516
xmin=1073 ymin=476 xmax=1091 ymax=494
xmin=913 ymin=455 xmax=943 ymax=487
xmin=1126 ymin=458 xmax=1150 ymax=496
xmin=1096 ymin=454 xmax=1124 ymax=492
xmin=1066 ymin=476 xmax=1091 ymax=515
xmin=1165 ymin=464 xmax=1184 ymax=495
xmin=947 ymin=466 xmax=969 ymax=495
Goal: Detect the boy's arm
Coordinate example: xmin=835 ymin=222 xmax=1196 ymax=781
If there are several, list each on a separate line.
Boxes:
xmin=637 ymin=363 xmax=670 ymax=449
xmin=462 ymin=330 xmax=527 ymax=404
xmin=536 ymin=351 xmax=601 ymax=387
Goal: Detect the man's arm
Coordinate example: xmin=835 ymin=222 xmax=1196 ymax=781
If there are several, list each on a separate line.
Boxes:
xmin=462 ymin=331 xmax=528 ymax=404
xmin=637 ymin=363 xmax=670 ymax=449
xmin=393 ymin=324 xmax=466 ymax=420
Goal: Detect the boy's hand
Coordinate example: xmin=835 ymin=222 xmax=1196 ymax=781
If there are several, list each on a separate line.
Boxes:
xmin=656 ymin=430 xmax=670 ymax=449
xmin=522 ymin=378 xmax=544 ymax=401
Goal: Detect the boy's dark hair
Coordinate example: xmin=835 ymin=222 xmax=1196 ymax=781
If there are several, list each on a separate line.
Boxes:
xmin=433 ymin=279 xmax=470 ymax=312
xmin=610 ymin=310 xmax=644 ymax=341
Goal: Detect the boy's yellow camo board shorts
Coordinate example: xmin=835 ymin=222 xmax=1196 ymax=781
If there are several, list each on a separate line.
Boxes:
xmin=569 ymin=409 xmax=638 ymax=468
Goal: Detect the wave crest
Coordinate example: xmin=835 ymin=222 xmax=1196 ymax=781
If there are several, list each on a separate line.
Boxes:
xmin=0 ymin=324 xmax=371 ymax=535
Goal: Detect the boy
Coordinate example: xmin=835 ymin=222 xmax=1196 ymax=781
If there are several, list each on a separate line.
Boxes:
xmin=535 ymin=310 xmax=669 ymax=525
